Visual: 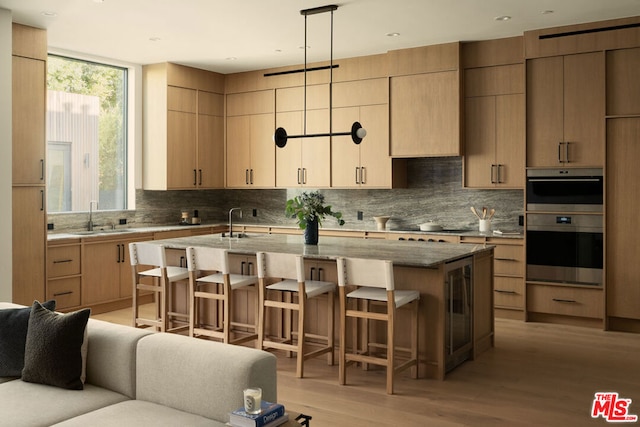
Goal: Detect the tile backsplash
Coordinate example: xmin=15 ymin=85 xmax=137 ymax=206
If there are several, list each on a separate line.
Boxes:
xmin=48 ymin=157 xmax=523 ymax=233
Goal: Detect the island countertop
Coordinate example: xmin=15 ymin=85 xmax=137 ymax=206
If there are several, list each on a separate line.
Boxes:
xmin=150 ymin=233 xmax=493 ymax=268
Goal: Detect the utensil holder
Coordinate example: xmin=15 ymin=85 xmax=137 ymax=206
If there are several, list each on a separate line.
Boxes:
xmin=479 ymin=219 xmax=491 ymax=232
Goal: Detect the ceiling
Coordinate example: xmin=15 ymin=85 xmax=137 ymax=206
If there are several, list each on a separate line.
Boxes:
xmin=2 ymin=0 xmax=640 ymax=74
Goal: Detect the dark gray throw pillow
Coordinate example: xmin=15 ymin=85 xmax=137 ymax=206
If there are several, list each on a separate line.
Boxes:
xmin=0 ymin=300 xmax=56 ymax=377
xmin=21 ymin=301 xmax=90 ymax=390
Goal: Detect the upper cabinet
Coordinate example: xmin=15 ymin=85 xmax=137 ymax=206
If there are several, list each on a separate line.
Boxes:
xmin=331 ymin=78 xmax=401 ymax=188
xmin=606 ymin=47 xmax=640 ymax=116
xmin=143 ymin=63 xmax=224 ymax=190
xmin=12 ymin=24 xmax=46 ymax=186
xmin=463 ymin=38 xmax=525 ymax=189
xmin=526 ymin=52 xmax=605 ymax=167
xmin=226 ymin=90 xmax=276 ymax=188
xmin=388 ymin=43 xmax=461 ymax=157
xmin=275 ymin=85 xmax=330 ymax=188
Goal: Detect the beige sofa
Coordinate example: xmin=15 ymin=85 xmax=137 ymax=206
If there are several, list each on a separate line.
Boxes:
xmin=0 ymin=303 xmax=277 ymax=427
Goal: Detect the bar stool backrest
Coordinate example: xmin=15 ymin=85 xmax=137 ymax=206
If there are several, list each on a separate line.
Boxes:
xmin=337 ymin=257 xmax=395 ymax=291
xmin=130 ymin=242 xmax=167 ymax=268
xmin=256 ymin=252 xmax=305 ymax=282
xmin=186 ymin=247 xmax=230 ymax=275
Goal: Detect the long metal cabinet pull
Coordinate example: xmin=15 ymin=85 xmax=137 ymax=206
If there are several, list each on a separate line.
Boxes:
xmin=490 ymin=164 xmax=496 ymax=184
xmin=40 ymin=159 xmax=45 ymax=181
xmin=40 ymin=190 xmax=44 ymax=211
xmin=558 ymin=142 xmax=563 ymax=163
xmin=193 ymin=169 xmax=197 ymax=186
xmin=245 ymin=169 xmax=249 ymax=185
xmin=355 ymin=167 xmax=360 ymax=184
xmin=198 ymin=169 xmax=203 ymax=185
xmin=360 ymin=167 xmax=366 ymax=184
xmin=565 ymin=142 xmax=570 ymax=163
xmin=250 ymin=169 xmax=254 ymax=185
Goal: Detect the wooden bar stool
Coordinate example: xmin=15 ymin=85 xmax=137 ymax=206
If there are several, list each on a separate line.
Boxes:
xmin=129 ymin=242 xmax=189 ymax=333
xmin=186 ymin=246 xmax=259 ymax=346
xmin=256 ymin=251 xmax=335 ymax=378
xmin=337 ymin=256 xmax=420 ymax=394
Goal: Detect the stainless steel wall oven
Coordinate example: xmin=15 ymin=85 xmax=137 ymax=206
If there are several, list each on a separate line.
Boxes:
xmin=526 ymin=168 xmax=603 ymax=286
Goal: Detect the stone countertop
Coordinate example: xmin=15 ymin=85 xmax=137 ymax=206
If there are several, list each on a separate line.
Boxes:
xmin=150 ymin=233 xmax=494 ymax=269
xmin=47 ymin=222 xmax=523 ymax=242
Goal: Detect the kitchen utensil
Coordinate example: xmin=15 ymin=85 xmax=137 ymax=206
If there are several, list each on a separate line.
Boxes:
xmin=419 ymin=221 xmax=443 ymax=232
xmin=488 ymin=208 xmax=495 ymax=220
xmin=482 ymin=207 xmax=487 ymax=219
xmin=373 ymin=216 xmax=391 ymax=231
xmin=470 ymin=206 xmax=481 ymax=219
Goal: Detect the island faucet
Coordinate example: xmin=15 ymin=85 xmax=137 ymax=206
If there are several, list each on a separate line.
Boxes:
xmin=88 ymin=200 xmax=98 ymax=231
xmin=228 ymin=208 xmax=242 ymax=237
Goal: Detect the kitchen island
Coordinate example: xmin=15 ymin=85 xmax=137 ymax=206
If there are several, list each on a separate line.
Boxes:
xmin=149 ymin=233 xmax=495 ymax=380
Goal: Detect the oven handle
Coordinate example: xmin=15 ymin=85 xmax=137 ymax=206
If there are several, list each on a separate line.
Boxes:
xmin=527 ymin=178 xmax=601 ymax=182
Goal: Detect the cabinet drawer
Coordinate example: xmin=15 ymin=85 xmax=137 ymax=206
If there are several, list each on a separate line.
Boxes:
xmin=494 ymin=277 xmax=524 ymax=309
xmin=47 ymin=277 xmax=81 ymax=309
xmin=494 ymin=244 xmax=524 ymax=276
xmin=527 ymin=285 xmax=603 ymax=319
xmin=48 ymin=246 xmax=81 ymax=278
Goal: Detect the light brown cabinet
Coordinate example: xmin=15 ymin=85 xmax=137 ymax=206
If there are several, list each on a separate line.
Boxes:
xmin=606 ymin=118 xmax=640 ymax=322
xmin=526 ymin=52 xmax=605 ymax=167
xmin=226 ymin=90 xmax=276 ymax=188
xmin=527 ymin=284 xmax=603 ymax=319
xmin=143 ymin=63 xmax=224 ymax=190
xmin=82 ymin=235 xmax=150 ymax=305
xmin=464 ymin=64 xmax=524 ymax=188
xmin=47 ymin=242 xmax=81 ymax=310
xmin=331 ymin=78 xmax=396 ymax=188
xmin=275 ymin=85 xmax=330 ymax=187
xmin=12 ymin=187 xmax=46 ymax=305
xmin=390 ymin=71 xmax=461 ymax=157
xmin=12 ymin=24 xmax=47 ymax=306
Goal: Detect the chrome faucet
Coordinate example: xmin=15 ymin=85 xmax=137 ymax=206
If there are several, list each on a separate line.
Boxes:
xmin=88 ymin=200 xmax=98 ymax=231
xmin=228 ymin=208 xmax=242 ymax=237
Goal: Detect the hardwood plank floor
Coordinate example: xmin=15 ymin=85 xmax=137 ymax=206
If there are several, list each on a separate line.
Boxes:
xmin=94 ymin=306 xmax=640 ymax=426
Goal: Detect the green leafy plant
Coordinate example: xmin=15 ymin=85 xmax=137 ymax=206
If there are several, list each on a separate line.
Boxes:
xmin=285 ymin=191 xmax=345 ymax=230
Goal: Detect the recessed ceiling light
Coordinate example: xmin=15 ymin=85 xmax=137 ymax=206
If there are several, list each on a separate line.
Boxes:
xmin=274 ymin=49 xmax=282 ymax=53
xmin=93 ymin=0 xmax=105 ymax=3
xmin=494 ymin=15 xmax=511 ymax=21
xmin=148 ymin=37 xmax=161 ymax=42
xmin=299 ymin=45 xmax=311 ymax=50
xmin=41 ymin=11 xmax=57 ymax=17
xmin=386 ymin=32 xmax=400 ymax=37
xmin=225 ymin=57 xmax=238 ymax=61
xmin=542 ymin=10 xmax=554 ymax=15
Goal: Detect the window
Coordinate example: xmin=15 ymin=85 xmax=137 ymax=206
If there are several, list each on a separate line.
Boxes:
xmin=46 ymin=55 xmax=128 ymax=212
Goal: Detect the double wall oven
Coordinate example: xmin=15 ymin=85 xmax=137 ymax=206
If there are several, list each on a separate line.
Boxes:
xmin=526 ymin=168 xmax=603 ymax=286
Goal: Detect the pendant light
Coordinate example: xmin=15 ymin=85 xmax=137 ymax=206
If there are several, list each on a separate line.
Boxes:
xmin=272 ymin=4 xmax=367 ymax=148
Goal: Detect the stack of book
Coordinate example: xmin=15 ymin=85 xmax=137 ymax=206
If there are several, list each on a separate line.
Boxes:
xmin=228 ymin=401 xmax=288 ymax=427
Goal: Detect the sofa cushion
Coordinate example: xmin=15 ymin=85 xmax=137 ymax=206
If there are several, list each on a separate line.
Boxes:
xmin=0 ymin=378 xmax=129 ymax=427
xmin=83 ymin=318 xmax=153 ymax=398
xmin=0 ymin=300 xmax=56 ymax=377
xmin=50 ymin=399 xmax=225 ymax=427
xmin=136 ymin=333 xmax=277 ymax=423
xmin=22 ymin=301 xmax=90 ymax=390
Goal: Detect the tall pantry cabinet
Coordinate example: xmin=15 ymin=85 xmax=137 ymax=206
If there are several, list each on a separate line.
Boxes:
xmin=12 ymin=24 xmax=47 ymax=305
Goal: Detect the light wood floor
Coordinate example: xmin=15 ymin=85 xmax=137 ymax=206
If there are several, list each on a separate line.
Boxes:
xmin=94 ymin=306 xmax=640 ymax=426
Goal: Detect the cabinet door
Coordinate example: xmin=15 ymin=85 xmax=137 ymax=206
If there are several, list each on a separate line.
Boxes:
xmin=390 ymin=71 xmax=460 ymax=157
xmin=167 ymin=110 xmax=197 ymax=189
xmin=226 ymin=116 xmax=252 ymax=187
xmin=198 ymin=113 xmax=224 ymax=188
xmin=302 ymin=109 xmax=330 ymax=187
xmin=249 ymin=113 xmax=276 ymax=187
xmin=82 ymin=241 xmax=121 ymax=304
xmin=606 ymin=118 xmax=640 ymax=320
xmin=464 ymin=96 xmax=496 ymax=188
xmin=526 ymin=56 xmax=564 ymax=167
xmin=197 ymin=91 xmax=224 ymax=189
xmin=12 ymin=187 xmax=46 ymax=305
xmin=332 ymin=107 xmax=361 ymax=187
xmin=495 ymin=94 xmax=524 ymax=188
xmin=359 ymin=104 xmax=391 ymax=188
xmin=12 ymin=56 xmax=45 ymax=185
xmin=562 ymin=52 xmax=605 ymax=167
xmin=275 ymin=111 xmax=302 ymax=187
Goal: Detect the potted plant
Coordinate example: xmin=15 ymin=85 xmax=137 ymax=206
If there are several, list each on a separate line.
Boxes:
xmin=285 ymin=191 xmax=345 ymax=245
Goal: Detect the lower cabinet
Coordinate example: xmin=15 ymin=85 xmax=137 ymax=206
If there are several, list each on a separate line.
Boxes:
xmin=527 ymin=284 xmax=604 ymax=320
xmin=47 ymin=240 xmax=81 ymax=310
xmin=82 ymin=235 xmax=152 ymax=305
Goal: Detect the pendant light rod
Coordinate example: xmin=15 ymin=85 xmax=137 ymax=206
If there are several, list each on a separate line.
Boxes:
xmin=273 ymin=4 xmax=367 ymax=148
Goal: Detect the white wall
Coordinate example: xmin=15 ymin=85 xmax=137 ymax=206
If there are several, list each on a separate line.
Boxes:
xmin=0 ymin=8 xmax=12 ymax=301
